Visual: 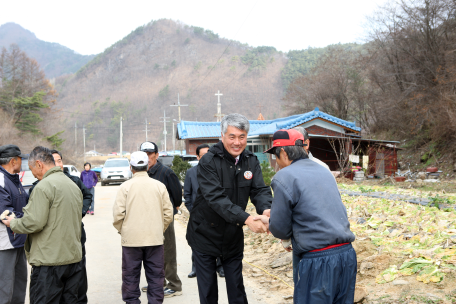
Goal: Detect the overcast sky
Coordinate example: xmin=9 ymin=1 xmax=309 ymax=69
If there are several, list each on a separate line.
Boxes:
xmin=0 ymin=0 xmax=388 ymax=55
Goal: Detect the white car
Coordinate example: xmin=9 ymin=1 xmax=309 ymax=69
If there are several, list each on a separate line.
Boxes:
xmin=20 ymin=160 xmax=37 ymax=191
xmin=63 ymin=165 xmax=80 ymax=178
xmin=100 ymin=158 xmax=132 ymax=186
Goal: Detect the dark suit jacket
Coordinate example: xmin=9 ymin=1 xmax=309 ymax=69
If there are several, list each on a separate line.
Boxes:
xmin=183 ymin=166 xmax=198 ymax=211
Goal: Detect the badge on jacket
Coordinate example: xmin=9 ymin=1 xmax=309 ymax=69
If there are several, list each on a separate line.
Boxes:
xmin=244 ymin=171 xmax=253 ymax=180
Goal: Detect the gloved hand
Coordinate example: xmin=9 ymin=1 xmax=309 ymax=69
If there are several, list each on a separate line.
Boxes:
xmin=1 ymin=210 xmax=16 ymax=221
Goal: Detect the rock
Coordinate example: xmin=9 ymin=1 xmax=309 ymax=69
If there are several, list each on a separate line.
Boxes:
xmin=360 ymin=261 xmax=374 ymax=275
xmin=252 ymin=273 xmax=263 ymax=277
xmin=357 ymin=218 xmax=366 ymax=224
xmin=392 ymin=279 xmax=409 ymax=285
xmin=424 ymin=179 xmax=439 ymax=183
xmin=354 ymin=285 xmax=368 ymax=303
xmin=417 ymin=172 xmax=427 ymax=180
xmin=283 ymin=295 xmax=293 ymax=300
xmin=270 ymin=254 xmax=292 ymax=268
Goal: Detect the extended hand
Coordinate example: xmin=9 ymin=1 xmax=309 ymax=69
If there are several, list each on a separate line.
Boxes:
xmin=1 ymin=215 xmax=12 ymax=228
xmin=281 ymin=239 xmax=292 ymax=252
xmin=253 ymin=215 xmax=270 ymax=230
xmin=262 ymin=209 xmax=271 ymax=217
xmin=245 ymin=216 xmax=268 ymax=233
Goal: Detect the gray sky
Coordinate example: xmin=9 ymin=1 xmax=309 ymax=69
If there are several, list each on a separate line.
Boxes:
xmin=0 ymin=0 xmax=387 ymax=55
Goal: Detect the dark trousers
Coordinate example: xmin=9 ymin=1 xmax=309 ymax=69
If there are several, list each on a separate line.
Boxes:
xmin=163 ymin=219 xmax=182 ymax=291
xmin=122 ymin=245 xmax=165 ymax=304
xmin=30 ymin=262 xmax=82 ymax=304
xmin=88 ymin=188 xmax=95 ymax=212
xmin=191 ymin=253 xmax=223 ymax=275
xmin=193 ymin=250 xmax=247 ymax=304
xmin=0 ymin=247 xmax=27 ymax=304
xmin=295 ymin=244 xmax=357 ymax=304
xmin=77 ymin=245 xmax=88 ymax=303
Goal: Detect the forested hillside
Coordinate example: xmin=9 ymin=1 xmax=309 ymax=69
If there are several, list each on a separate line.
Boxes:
xmin=55 ymin=19 xmax=286 ymax=151
xmin=0 ymin=23 xmax=95 ymax=78
xmin=284 ymin=0 xmax=456 ymax=157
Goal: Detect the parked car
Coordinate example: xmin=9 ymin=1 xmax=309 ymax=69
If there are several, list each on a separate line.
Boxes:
xmin=63 ymin=165 xmax=80 ymax=178
xmin=20 ymin=159 xmax=37 ymax=192
xmin=157 ymin=155 xmax=174 ymax=168
xmin=180 ymin=155 xmax=198 ymax=162
xmin=92 ymin=166 xmax=103 ymax=180
xmin=188 ymin=160 xmax=199 ymax=167
xmin=100 ymin=158 xmax=132 ymax=186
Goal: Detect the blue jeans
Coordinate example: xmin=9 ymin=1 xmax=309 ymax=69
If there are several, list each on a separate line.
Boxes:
xmin=89 ymin=187 xmax=95 ymax=211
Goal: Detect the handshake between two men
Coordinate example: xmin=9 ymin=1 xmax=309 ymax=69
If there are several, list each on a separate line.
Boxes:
xmin=243 ymin=209 xmax=292 ymax=252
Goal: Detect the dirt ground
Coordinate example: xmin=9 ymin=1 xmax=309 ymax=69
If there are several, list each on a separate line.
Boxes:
xmin=179 ymin=179 xmax=456 ymax=304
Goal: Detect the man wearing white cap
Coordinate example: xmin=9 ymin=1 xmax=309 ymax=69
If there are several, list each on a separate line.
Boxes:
xmin=113 ymin=151 xmax=173 ymax=304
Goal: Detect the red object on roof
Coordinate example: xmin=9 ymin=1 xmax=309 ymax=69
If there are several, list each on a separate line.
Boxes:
xmin=257 ymin=113 xmax=265 ymax=120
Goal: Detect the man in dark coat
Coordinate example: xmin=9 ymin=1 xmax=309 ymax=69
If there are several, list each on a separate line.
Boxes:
xmin=184 ymin=144 xmax=224 ymax=279
xmin=29 ymin=150 xmax=92 ymax=304
xmin=0 ymin=144 xmax=29 ymax=304
xmin=186 ymin=113 xmax=272 ymax=304
xmin=140 ymin=141 xmax=183 ymax=298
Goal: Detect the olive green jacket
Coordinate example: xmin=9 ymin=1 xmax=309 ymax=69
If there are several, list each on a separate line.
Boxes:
xmin=10 ymin=166 xmax=83 ymax=266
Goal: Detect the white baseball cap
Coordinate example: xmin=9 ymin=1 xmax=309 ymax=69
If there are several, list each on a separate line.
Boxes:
xmin=130 ymin=151 xmax=149 ymax=167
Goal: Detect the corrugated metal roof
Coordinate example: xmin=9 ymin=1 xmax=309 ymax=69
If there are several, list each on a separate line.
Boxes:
xmin=177 ymin=108 xmax=361 ymax=139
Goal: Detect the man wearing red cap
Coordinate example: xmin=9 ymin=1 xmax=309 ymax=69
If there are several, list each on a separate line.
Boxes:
xmin=259 ymin=129 xmax=357 ymax=304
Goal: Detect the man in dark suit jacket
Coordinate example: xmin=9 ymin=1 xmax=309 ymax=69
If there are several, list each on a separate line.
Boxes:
xmin=184 ymin=144 xmax=225 ymax=278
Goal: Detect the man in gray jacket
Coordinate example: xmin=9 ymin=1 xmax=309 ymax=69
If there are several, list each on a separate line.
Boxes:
xmin=257 ymin=129 xmax=356 ymax=304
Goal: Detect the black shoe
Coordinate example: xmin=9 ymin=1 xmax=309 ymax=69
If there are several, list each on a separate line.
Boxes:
xmin=188 ymin=271 xmax=196 ymax=278
xmin=217 ymin=268 xmax=225 ymax=277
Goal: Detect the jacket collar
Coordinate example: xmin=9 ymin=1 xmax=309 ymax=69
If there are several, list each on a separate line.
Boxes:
xmin=42 ymin=166 xmax=62 ymax=179
xmin=148 ymin=160 xmax=162 ymax=175
xmin=0 ymin=165 xmax=20 ymax=185
xmin=133 ymin=171 xmax=149 ymax=178
xmin=209 ymin=141 xmax=253 ymax=164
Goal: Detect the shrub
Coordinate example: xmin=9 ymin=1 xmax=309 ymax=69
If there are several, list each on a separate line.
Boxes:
xmin=172 ymin=156 xmax=191 ymax=181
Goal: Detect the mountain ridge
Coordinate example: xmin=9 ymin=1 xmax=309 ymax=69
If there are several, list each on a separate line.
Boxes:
xmin=0 ymin=22 xmax=95 ymax=78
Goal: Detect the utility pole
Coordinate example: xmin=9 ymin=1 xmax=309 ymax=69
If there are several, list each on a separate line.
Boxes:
xmin=83 ymin=125 xmax=86 ymax=163
xmin=214 ymin=90 xmax=224 ymax=122
xmin=144 ymin=118 xmax=150 ymax=142
xmin=160 ymin=111 xmax=170 ymax=152
xmin=170 ymin=93 xmax=188 ymax=123
xmin=75 ymin=123 xmax=77 ymax=154
xmin=170 ymin=94 xmax=188 ymax=155
xmin=120 ymin=116 xmax=123 ymax=156
xmin=172 ymin=120 xmax=176 ymax=153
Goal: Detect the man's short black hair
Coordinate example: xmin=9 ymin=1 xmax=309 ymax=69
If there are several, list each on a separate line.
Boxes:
xmin=273 ymin=140 xmax=308 ymax=161
xmin=84 ymin=162 xmax=91 ymax=168
xmin=50 ymin=149 xmax=62 ymax=160
xmin=131 ymin=164 xmax=148 ymax=172
xmin=196 ymin=144 xmax=210 ymax=157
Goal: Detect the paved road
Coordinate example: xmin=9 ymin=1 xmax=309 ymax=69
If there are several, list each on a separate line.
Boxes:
xmin=27 ymin=183 xmax=262 ymax=303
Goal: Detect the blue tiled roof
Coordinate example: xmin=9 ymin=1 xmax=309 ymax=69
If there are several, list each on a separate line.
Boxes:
xmin=177 ymin=108 xmax=361 ymax=139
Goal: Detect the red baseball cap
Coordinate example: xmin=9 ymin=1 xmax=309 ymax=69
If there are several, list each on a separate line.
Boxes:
xmin=264 ymin=129 xmax=306 ymax=154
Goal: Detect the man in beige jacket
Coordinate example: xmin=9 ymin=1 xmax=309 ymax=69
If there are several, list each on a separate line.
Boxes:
xmin=113 ymin=151 xmax=173 ymax=304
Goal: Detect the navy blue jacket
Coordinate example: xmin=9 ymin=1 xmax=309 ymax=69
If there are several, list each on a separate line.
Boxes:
xmin=148 ymin=161 xmax=182 ymax=215
xmin=183 ymin=166 xmax=198 ymax=211
xmin=0 ymin=166 xmax=29 ymax=249
xmin=269 ymin=158 xmax=355 ymax=256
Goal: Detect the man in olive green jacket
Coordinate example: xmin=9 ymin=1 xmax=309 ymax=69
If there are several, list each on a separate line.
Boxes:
xmin=2 ymin=146 xmax=83 ymax=304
